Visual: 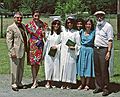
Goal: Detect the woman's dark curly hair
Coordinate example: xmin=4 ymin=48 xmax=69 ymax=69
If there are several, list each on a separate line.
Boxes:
xmin=51 ymin=20 xmax=62 ymax=35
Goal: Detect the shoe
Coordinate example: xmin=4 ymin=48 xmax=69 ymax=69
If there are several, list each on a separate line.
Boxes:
xmin=93 ymin=88 xmax=102 ymax=94
xmin=78 ymin=85 xmax=84 ymax=90
xmin=66 ymin=86 xmax=71 ymax=90
xmin=84 ymin=85 xmax=89 ymax=91
xmin=12 ymin=87 xmax=19 ymax=91
xmin=22 ymin=85 xmax=27 ymax=89
xmin=61 ymin=86 xmax=65 ymax=89
xmin=51 ymin=85 xmax=56 ymax=88
xmin=102 ymin=89 xmax=109 ymax=96
xmin=45 ymin=84 xmax=51 ymax=89
xmin=17 ymin=85 xmax=23 ymax=89
xmin=31 ymin=85 xmax=37 ymax=89
xmin=31 ymin=83 xmax=38 ymax=89
xmin=18 ymin=85 xmax=27 ymax=89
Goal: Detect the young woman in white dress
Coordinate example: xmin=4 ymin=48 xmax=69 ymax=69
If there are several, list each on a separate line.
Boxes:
xmin=59 ymin=16 xmax=81 ymax=89
xmin=43 ymin=18 xmax=62 ymax=88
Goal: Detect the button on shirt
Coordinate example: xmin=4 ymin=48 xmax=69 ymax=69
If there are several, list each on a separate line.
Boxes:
xmin=94 ymin=22 xmax=114 ymax=47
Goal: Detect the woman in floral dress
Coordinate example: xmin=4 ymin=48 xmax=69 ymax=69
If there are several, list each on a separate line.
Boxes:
xmin=26 ymin=10 xmax=47 ymax=88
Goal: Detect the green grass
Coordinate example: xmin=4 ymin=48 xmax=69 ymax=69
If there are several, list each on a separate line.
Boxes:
xmin=0 ymin=16 xmax=120 ymax=83
xmin=0 ymin=38 xmax=10 ymax=74
xmin=0 ymin=38 xmax=120 ymax=83
xmin=0 ymin=38 xmax=45 ymax=80
xmin=0 ymin=17 xmax=51 ymax=37
xmin=0 ymin=17 xmax=50 ymax=80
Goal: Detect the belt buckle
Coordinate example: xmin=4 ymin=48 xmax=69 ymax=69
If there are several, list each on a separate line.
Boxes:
xmin=97 ymin=47 xmax=99 ymax=49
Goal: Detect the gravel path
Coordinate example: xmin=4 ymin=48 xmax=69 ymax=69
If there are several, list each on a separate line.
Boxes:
xmin=0 ymin=74 xmax=120 ymax=97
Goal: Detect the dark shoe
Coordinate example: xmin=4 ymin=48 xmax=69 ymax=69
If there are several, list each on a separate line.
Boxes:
xmin=22 ymin=85 xmax=28 ymax=89
xmin=18 ymin=85 xmax=27 ymax=89
xmin=17 ymin=85 xmax=23 ymax=89
xmin=93 ymin=88 xmax=102 ymax=94
xmin=12 ymin=87 xmax=19 ymax=91
xmin=102 ymin=89 xmax=109 ymax=96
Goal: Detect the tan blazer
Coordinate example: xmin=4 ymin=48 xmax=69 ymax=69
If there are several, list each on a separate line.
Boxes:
xmin=6 ymin=22 xmax=28 ymax=58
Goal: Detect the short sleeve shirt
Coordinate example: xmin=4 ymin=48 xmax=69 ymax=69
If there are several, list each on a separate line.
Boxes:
xmin=94 ymin=22 xmax=114 ymax=47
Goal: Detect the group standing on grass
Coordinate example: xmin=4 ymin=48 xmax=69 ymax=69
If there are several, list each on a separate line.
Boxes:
xmin=6 ymin=10 xmax=114 ymax=96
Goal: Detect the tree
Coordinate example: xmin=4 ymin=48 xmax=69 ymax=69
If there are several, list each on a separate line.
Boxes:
xmin=4 ymin=0 xmax=21 ymax=12
xmin=55 ymin=0 xmax=86 ymax=19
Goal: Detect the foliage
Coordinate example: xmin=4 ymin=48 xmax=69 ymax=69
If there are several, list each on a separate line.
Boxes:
xmin=55 ymin=0 xmax=86 ymax=14
xmin=0 ymin=0 xmax=117 ymax=15
xmin=55 ymin=0 xmax=87 ymax=20
xmin=3 ymin=0 xmax=22 ymax=12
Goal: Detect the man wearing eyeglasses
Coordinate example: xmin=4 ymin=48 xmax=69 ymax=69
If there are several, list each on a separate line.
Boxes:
xmin=6 ymin=12 xmax=28 ymax=91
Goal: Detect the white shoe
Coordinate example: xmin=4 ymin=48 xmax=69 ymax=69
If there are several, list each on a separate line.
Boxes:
xmin=51 ymin=85 xmax=56 ymax=88
xmin=45 ymin=84 xmax=50 ymax=89
xmin=61 ymin=86 xmax=65 ymax=89
xmin=66 ymin=86 xmax=71 ymax=90
xmin=31 ymin=83 xmax=38 ymax=89
xmin=12 ymin=84 xmax=17 ymax=88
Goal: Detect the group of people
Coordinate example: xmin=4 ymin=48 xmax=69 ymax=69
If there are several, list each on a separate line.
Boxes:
xmin=6 ymin=10 xmax=114 ymax=96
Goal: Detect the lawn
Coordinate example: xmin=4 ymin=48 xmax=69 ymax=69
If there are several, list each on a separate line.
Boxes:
xmin=0 ymin=16 xmax=120 ymax=83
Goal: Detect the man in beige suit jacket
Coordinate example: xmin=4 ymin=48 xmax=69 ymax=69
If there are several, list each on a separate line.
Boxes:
xmin=6 ymin=12 xmax=28 ymax=91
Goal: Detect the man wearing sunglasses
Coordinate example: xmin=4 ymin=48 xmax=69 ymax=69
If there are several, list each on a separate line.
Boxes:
xmin=6 ymin=12 xmax=28 ymax=91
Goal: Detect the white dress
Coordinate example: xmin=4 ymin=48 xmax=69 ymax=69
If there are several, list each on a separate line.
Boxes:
xmin=59 ymin=29 xmax=80 ymax=84
xmin=44 ymin=31 xmax=61 ymax=81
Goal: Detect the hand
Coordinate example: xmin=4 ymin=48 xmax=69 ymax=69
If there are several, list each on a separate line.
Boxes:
xmin=51 ymin=46 xmax=57 ymax=49
xmin=42 ymin=31 xmax=45 ymax=37
xmin=69 ymin=46 xmax=75 ymax=50
xmin=11 ymin=54 xmax=17 ymax=58
xmin=105 ymin=51 xmax=111 ymax=61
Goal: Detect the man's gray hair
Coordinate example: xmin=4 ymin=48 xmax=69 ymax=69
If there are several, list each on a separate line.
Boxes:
xmin=14 ymin=12 xmax=23 ymax=17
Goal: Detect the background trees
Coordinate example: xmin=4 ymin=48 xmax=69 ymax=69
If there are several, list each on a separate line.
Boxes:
xmin=0 ymin=0 xmax=117 ymax=15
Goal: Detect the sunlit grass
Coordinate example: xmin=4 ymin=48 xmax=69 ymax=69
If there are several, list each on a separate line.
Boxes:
xmin=0 ymin=16 xmax=120 ymax=83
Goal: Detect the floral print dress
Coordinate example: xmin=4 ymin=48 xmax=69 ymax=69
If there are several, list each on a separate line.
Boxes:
xmin=26 ymin=20 xmax=47 ymax=65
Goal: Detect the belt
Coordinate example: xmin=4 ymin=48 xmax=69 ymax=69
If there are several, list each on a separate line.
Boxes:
xmin=94 ymin=46 xmax=108 ymax=49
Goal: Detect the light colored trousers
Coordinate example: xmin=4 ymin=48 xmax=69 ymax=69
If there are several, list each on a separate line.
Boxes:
xmin=9 ymin=56 xmax=25 ymax=87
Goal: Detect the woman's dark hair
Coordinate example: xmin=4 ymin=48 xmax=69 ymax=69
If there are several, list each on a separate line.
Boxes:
xmin=65 ymin=18 xmax=76 ymax=29
xmin=76 ymin=18 xmax=85 ymax=30
xmin=51 ymin=20 xmax=62 ymax=35
xmin=84 ymin=18 xmax=94 ymax=31
xmin=32 ymin=10 xmax=40 ymax=16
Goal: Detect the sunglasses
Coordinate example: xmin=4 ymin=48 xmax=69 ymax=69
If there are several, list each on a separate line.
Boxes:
xmin=34 ymin=15 xmax=40 ymax=17
xmin=52 ymin=22 xmax=60 ymax=25
xmin=16 ymin=17 xmax=22 ymax=19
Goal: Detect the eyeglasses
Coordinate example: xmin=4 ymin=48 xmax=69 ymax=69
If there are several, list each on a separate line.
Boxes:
xmin=16 ymin=17 xmax=22 ymax=19
xmin=34 ymin=15 xmax=40 ymax=17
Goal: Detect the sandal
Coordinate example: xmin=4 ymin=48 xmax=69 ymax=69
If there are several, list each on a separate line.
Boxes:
xmin=77 ymin=85 xmax=84 ymax=90
xmin=45 ymin=84 xmax=51 ymax=89
xmin=61 ymin=86 xmax=66 ymax=89
xmin=31 ymin=83 xmax=38 ymax=89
